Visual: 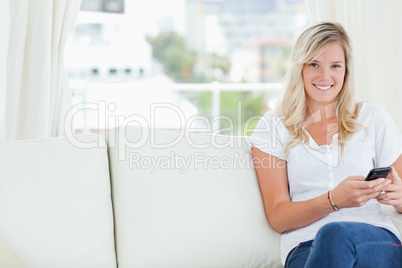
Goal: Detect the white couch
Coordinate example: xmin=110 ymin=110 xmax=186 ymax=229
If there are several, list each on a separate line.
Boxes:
xmin=1 ymin=126 xmax=402 ymax=268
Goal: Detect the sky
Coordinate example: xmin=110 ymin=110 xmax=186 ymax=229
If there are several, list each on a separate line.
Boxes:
xmin=126 ymin=0 xmax=186 ymax=35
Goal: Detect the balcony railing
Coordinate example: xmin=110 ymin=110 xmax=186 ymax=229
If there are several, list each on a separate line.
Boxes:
xmin=69 ymin=81 xmax=283 ymax=135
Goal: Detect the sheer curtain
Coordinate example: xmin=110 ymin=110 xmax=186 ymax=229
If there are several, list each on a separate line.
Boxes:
xmin=304 ymin=0 xmax=402 ymax=131
xmin=0 ymin=0 xmax=81 ymax=141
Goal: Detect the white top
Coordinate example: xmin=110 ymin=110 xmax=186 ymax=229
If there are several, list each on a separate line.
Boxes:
xmin=249 ymin=103 xmax=402 ymax=265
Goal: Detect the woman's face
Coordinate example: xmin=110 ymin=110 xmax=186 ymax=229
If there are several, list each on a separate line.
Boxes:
xmin=302 ymin=42 xmax=346 ymax=109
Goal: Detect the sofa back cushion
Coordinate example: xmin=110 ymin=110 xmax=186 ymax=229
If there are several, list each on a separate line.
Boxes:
xmin=107 ymin=126 xmax=281 ymax=268
xmin=0 ymin=135 xmax=116 ymax=268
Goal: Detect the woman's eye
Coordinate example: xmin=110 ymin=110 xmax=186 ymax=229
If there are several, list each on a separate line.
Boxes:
xmin=309 ymin=63 xmax=318 ymax=67
xmin=332 ymin=65 xmax=341 ymax=68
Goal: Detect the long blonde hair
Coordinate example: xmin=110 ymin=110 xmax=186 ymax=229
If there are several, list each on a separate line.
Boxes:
xmin=276 ymin=22 xmax=362 ymax=155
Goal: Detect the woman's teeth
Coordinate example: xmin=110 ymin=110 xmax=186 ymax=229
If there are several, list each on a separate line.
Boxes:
xmin=315 ymin=85 xmax=332 ymax=91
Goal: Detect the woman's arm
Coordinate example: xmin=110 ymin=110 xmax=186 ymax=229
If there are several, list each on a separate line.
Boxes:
xmin=253 ymin=146 xmax=333 ymax=233
xmin=253 ymin=146 xmax=391 ymax=233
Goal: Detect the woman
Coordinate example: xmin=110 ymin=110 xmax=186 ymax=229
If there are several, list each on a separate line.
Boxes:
xmin=250 ymin=22 xmax=402 ymax=267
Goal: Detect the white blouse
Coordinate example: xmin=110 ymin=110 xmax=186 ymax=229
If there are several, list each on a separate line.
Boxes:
xmin=249 ymin=102 xmax=402 ymax=264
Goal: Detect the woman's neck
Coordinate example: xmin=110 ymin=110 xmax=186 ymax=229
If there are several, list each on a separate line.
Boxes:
xmin=304 ymin=101 xmax=337 ymax=125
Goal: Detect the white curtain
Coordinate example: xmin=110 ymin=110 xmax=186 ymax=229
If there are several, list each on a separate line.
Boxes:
xmin=0 ymin=0 xmax=81 ymax=141
xmin=304 ymin=0 xmax=402 ymax=131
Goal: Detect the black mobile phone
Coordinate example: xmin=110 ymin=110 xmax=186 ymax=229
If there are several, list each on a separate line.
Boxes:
xmin=365 ymin=167 xmax=391 ymax=181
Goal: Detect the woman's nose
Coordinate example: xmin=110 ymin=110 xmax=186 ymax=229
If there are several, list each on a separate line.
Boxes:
xmin=318 ymin=67 xmax=331 ymax=80
xmin=321 ymin=68 xmax=331 ymax=78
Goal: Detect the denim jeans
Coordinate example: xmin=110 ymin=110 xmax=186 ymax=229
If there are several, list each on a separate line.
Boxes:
xmin=285 ymin=222 xmax=402 ymax=268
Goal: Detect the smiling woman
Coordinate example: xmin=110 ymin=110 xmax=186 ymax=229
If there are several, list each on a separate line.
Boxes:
xmin=276 ymin=22 xmax=358 ymax=155
xmin=250 ymin=22 xmax=402 ymax=267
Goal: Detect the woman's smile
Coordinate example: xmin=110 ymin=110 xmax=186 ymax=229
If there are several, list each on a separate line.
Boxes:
xmin=313 ymin=84 xmax=333 ymax=91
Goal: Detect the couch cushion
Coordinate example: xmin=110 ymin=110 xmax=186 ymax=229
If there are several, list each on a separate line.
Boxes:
xmin=107 ymin=126 xmax=281 ymax=268
xmin=0 ymin=135 xmax=116 ymax=268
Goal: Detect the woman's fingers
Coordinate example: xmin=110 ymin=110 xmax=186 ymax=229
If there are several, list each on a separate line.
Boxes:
xmin=377 ymin=167 xmax=402 ymax=210
xmin=334 ymin=177 xmax=391 ymax=208
xmin=389 ymin=166 xmax=402 ymax=184
xmin=356 ymin=178 xmax=390 ymax=195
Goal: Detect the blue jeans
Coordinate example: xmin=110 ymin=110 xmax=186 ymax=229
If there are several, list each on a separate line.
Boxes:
xmin=285 ymin=222 xmax=402 ymax=268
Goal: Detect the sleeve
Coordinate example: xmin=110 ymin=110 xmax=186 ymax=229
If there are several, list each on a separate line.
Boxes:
xmin=374 ymin=106 xmax=402 ymax=167
xmin=249 ymin=112 xmax=287 ymax=160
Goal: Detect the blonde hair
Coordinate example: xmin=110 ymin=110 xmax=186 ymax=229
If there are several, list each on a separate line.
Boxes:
xmin=276 ymin=22 xmax=362 ymax=155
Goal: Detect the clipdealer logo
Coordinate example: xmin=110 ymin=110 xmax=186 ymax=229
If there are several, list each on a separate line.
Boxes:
xmin=128 ymin=151 xmax=284 ymax=174
xmin=63 ymin=101 xmax=271 ymax=153
xmin=62 ymin=100 xmax=340 ymax=169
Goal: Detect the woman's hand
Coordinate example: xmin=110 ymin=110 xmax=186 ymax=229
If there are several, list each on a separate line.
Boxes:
xmin=331 ymin=176 xmax=391 ymax=209
xmin=376 ymin=166 xmax=402 ymax=213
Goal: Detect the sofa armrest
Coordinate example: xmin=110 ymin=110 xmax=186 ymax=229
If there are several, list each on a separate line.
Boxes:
xmin=381 ymin=204 xmax=402 ymax=232
xmin=0 ymin=236 xmax=25 ymax=268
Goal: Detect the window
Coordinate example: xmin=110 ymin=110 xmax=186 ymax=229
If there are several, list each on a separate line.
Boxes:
xmin=65 ymin=0 xmax=308 ymax=135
